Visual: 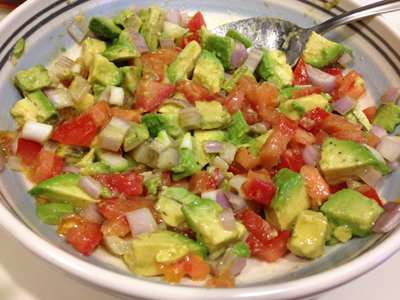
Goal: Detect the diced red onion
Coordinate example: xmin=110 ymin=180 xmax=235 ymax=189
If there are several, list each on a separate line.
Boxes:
xmin=163 ymin=21 xmax=189 ymax=39
xmin=126 ymin=208 xmax=158 ymax=236
xmin=102 ymin=235 xmax=130 ymax=256
xmin=131 ymin=142 xmax=159 ymax=169
xmin=230 ymin=257 xmax=247 ymax=276
xmin=180 ymin=12 xmax=190 ymax=27
xmin=57 ymin=56 xmax=75 ymax=69
xmin=244 ymin=48 xmax=264 ymax=73
xmin=44 ymin=88 xmax=74 ymax=109
xmin=109 ymin=86 xmax=125 ymax=106
xmin=80 ymin=203 xmax=105 ymax=224
xmin=249 ymin=122 xmax=269 ymax=135
xmin=160 ymin=38 xmax=175 ymax=49
xmin=10 ymin=136 xmax=19 ymax=156
xmin=179 ymin=107 xmax=201 ymax=131
xmin=370 ymin=124 xmax=388 ymax=146
xmin=158 ymin=148 xmax=179 ymax=170
xmin=361 ymin=144 xmax=385 ymax=164
xmin=129 ymin=4 xmax=140 ymax=15
xmin=162 ymin=98 xmax=192 ymax=109
xmin=219 ymin=208 xmax=237 ymax=231
xmin=78 ymin=176 xmax=103 ymax=199
xmin=386 ymin=159 xmax=399 ymax=172
xmin=381 ymin=87 xmax=400 ymax=104
xmin=216 ymin=170 xmax=225 ymax=186
xmin=67 ymin=14 xmax=90 ymax=44
xmin=62 ymin=165 xmax=81 ymax=174
xmin=229 ymin=176 xmax=248 ymax=197
xmin=383 ymin=201 xmax=400 ymax=213
xmin=99 ymin=117 xmax=131 ymax=152
xmin=301 ymin=145 xmax=320 ymax=167
xmin=216 ymin=191 xmax=234 ymax=210
xmin=21 ymin=120 xmax=53 ymax=144
xmin=371 ymin=202 xmax=400 ymax=233
xmin=337 ymin=52 xmax=353 ymax=68
xmin=305 ymin=64 xmax=337 ymax=93
xmin=231 ymin=41 xmax=248 ymax=69
xmin=357 ymin=166 xmax=382 ymax=187
xmin=127 ymin=29 xmax=149 ymax=53
xmin=376 ymin=136 xmax=400 ymax=162
xmin=225 ymin=73 xmax=232 ymax=80
xmin=203 ymin=141 xmax=224 ymax=153
xmin=331 ymin=96 xmax=356 ymax=115
xmin=88 ymin=32 xmax=98 ymax=39
xmin=220 ymin=142 xmax=237 ymax=164
xmin=8 ymin=155 xmax=24 ymax=171
xmin=212 ymin=156 xmax=229 ymax=171
xmin=201 ymin=190 xmax=218 ymax=201
xmin=210 ymin=249 xmax=236 ymax=276
xmin=165 ymin=9 xmax=182 ymax=24
xmin=0 ymin=155 xmax=5 ymax=171
xmin=225 ymin=192 xmax=247 ymax=214
xmin=100 ymin=152 xmax=128 ymax=171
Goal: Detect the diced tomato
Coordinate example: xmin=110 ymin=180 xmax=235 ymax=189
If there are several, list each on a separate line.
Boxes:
xmin=293 ymin=57 xmax=310 ymax=85
xmin=187 ymin=171 xmax=218 ymax=195
xmin=365 ymin=132 xmax=380 ymax=147
xmin=140 ymin=48 xmax=181 ymax=66
xmin=203 ymin=92 xmax=225 ymax=103
xmin=276 ymin=148 xmax=306 ymax=173
xmin=320 ymin=114 xmax=363 ymax=134
xmin=16 ymin=138 xmax=42 ymax=167
xmin=237 ymin=74 xmax=259 ymax=91
xmin=290 ymin=87 xmax=323 ymax=100
xmin=238 ymin=210 xmax=277 ymax=243
xmin=142 ymin=59 xmax=165 ymax=82
xmin=159 ymin=254 xmax=210 ymax=283
xmin=186 ymin=11 xmax=207 ymax=32
xmin=92 ymin=174 xmax=144 ymax=195
xmin=101 ymin=216 xmax=131 ymax=237
xmin=86 ymin=100 xmax=111 ymax=127
xmin=363 ymin=106 xmax=377 ymax=123
xmin=241 ymin=170 xmax=277 ymax=206
xmin=62 ymin=76 xmax=75 ymax=88
xmin=298 ymin=107 xmax=331 ymax=131
xmin=258 ymin=115 xmax=298 ymax=171
xmin=175 ymin=79 xmax=209 ymax=103
xmin=51 ymin=113 xmax=97 ymax=146
xmin=227 ymin=161 xmax=248 ymax=175
xmin=240 ymin=100 xmax=258 ymax=125
xmin=329 ymin=182 xmax=347 ymax=194
xmin=110 ymin=107 xmax=141 ymax=123
xmin=75 ymin=57 xmax=89 ymax=79
xmin=331 ymin=70 xmax=366 ymax=100
xmin=98 ymin=196 xmax=153 ymax=219
xmin=300 ymin=165 xmax=330 ymax=209
xmin=0 ymin=131 xmax=17 ymax=157
xmin=322 ymin=68 xmax=343 ymax=79
xmin=311 ymin=127 xmax=330 ymax=146
xmin=331 ymin=130 xmax=366 ymax=144
xmin=354 ymin=185 xmax=383 ymax=207
xmin=206 ymin=269 xmax=235 ymax=288
xmin=160 ymin=171 xmax=190 ymax=188
xmin=58 ymin=215 xmax=103 ymax=256
xmin=180 ymin=32 xmax=201 ymax=49
xmin=245 ymin=229 xmax=290 ymax=263
xmin=222 ymin=85 xmax=245 ymax=114
xmin=246 ymin=82 xmax=279 ymax=119
xmin=234 ymin=147 xmax=261 ymax=171
xmin=288 ymin=127 xmax=316 ymax=150
xmin=134 ymin=80 xmax=175 ymax=112
xmin=31 ymin=149 xmax=63 ymax=184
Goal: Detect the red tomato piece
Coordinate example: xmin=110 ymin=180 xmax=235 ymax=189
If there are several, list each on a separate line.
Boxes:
xmin=331 ymin=130 xmax=367 ymax=144
xmin=160 ymin=171 xmax=190 ymax=187
xmin=259 ymin=115 xmax=298 ymax=171
xmin=246 ymin=82 xmax=279 ymax=117
xmin=187 ymin=171 xmax=218 ymax=195
xmin=240 ymin=100 xmax=258 ymax=125
xmin=101 ymin=216 xmax=131 ymax=237
xmin=237 ymin=74 xmax=259 ymax=91
xmin=238 ymin=210 xmax=277 ymax=243
xmin=110 ymin=107 xmax=141 ymax=123
xmin=363 ymin=106 xmax=377 ymax=123
xmin=298 ymin=107 xmax=331 ymax=131
xmin=311 ymin=127 xmax=330 ymax=146
xmin=98 ymin=196 xmax=154 ymax=219
xmin=222 ymin=85 xmax=246 ymax=115
xmin=331 ymin=70 xmax=366 ymax=100
xmin=293 ymin=57 xmax=310 ymax=85
xmin=175 ymin=79 xmax=209 ymax=103
xmin=159 ymin=254 xmax=210 ymax=283
xmin=234 ymin=147 xmax=261 ymax=171
xmin=320 ymin=114 xmax=363 ymax=135
xmin=206 ymin=269 xmax=235 ymax=288
xmin=142 ymin=59 xmax=165 ymax=82
xmin=288 ymin=127 xmax=316 ymax=150
xmin=180 ymin=32 xmax=201 ymax=49
xmin=134 ymin=80 xmax=175 ymax=112
xmin=51 ymin=113 xmax=97 ymax=146
xmin=92 ymin=174 xmax=144 ymax=195
xmin=140 ymin=48 xmax=181 ymax=66
xmin=86 ymin=100 xmax=111 ymax=127
xmin=276 ymin=148 xmax=306 ymax=173
xmin=300 ymin=165 xmax=330 ymax=209
xmin=186 ymin=11 xmax=207 ymax=32
xmin=322 ymin=68 xmax=344 ymax=79
xmin=227 ymin=161 xmax=248 ymax=176
xmin=203 ymin=92 xmax=225 ymax=103
xmin=290 ymin=87 xmax=323 ymax=99
xmin=32 ymin=149 xmax=63 ymax=184
xmin=241 ymin=170 xmax=277 ymax=206
xmin=354 ymin=185 xmax=383 ymax=207
xmin=16 ymin=138 xmax=42 ymax=167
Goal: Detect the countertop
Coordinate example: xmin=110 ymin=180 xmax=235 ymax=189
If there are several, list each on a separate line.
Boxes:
xmin=1 ymin=0 xmax=400 ymax=299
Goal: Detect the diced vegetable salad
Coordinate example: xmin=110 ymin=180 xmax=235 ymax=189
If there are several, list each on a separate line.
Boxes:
xmin=2 ymin=3 xmax=400 ymax=288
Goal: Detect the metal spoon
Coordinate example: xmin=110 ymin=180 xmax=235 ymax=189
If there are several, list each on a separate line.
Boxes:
xmin=211 ymin=0 xmax=400 ymax=67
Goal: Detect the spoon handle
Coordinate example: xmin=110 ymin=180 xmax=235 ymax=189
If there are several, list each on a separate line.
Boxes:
xmin=312 ymin=0 xmax=400 ymax=35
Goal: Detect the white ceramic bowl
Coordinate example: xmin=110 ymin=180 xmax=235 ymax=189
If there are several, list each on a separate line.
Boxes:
xmin=1 ymin=0 xmax=400 ymax=299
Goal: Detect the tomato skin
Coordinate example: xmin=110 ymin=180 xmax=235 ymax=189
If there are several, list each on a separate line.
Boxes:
xmin=86 ymin=100 xmax=111 ymax=127
xmin=311 ymin=127 xmax=330 ymax=146
xmin=51 ymin=113 xmax=97 ymax=146
xmin=300 ymin=165 xmax=330 ymax=209
xmin=175 ymin=79 xmax=209 ymax=103
xmin=298 ymin=107 xmax=331 ymax=131
xmin=322 ymin=68 xmax=343 ymax=79
xmin=234 ymin=147 xmax=261 ymax=171
xmin=32 ymin=149 xmax=63 ymax=184
xmin=91 ymin=174 xmax=144 ymax=195
xmin=293 ymin=57 xmax=310 ymax=85
xmin=101 ymin=216 xmax=131 ymax=237
xmin=238 ymin=210 xmax=277 ymax=243
xmin=140 ymin=48 xmax=181 ymax=66
xmin=240 ymin=100 xmax=258 ymax=125
xmin=363 ymin=106 xmax=377 ymax=123
xmin=142 ymin=59 xmax=165 ymax=82
xmin=354 ymin=185 xmax=383 ymax=207
xmin=186 ymin=11 xmax=207 ymax=32
xmin=16 ymin=138 xmax=42 ymax=167
xmin=246 ymin=82 xmax=279 ymax=119
xmin=134 ymin=80 xmax=175 ymax=112
xmin=180 ymin=32 xmax=201 ymax=49
xmin=203 ymin=92 xmax=225 ymax=103
xmin=187 ymin=171 xmax=218 ymax=195
xmin=320 ymin=114 xmax=363 ymax=134
xmin=331 ymin=70 xmax=366 ymax=100
xmin=206 ymin=269 xmax=235 ymax=288
xmin=160 ymin=171 xmax=190 ymax=188
xmin=227 ymin=161 xmax=248 ymax=175
xmin=159 ymin=254 xmax=210 ymax=283
xmin=110 ymin=107 xmax=141 ymax=123
xmin=288 ymin=127 xmax=316 ymax=150
xmin=259 ymin=115 xmax=298 ymax=171
xmin=276 ymin=148 xmax=306 ymax=173
xmin=241 ymin=170 xmax=277 ymax=206
xmin=222 ymin=85 xmax=245 ymax=114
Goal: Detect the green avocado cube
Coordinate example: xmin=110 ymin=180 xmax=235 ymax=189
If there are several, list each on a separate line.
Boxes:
xmin=192 ymin=50 xmax=225 ymax=94
xmin=207 ymin=35 xmax=235 ymax=70
xmin=113 ymin=8 xmax=142 ymax=31
xmin=123 ymin=122 xmax=149 ymax=152
xmin=88 ymin=54 xmax=123 ymax=87
xmin=196 ymin=101 xmax=232 ymax=130
xmin=37 ymin=203 xmax=74 ymax=225
xmin=223 ymin=66 xmax=254 ymax=93
xmin=141 ymin=113 xmax=183 ymax=138
xmin=79 ymin=162 xmax=113 ymax=175
xmin=139 ymin=8 xmax=164 ymax=51
xmin=278 ymin=94 xmax=328 ymax=121
xmin=25 ymin=90 xmax=59 ymax=124
xmin=82 ymin=39 xmax=107 ymax=67
xmin=226 ymin=111 xmax=249 ymax=145
xmin=120 ymin=66 xmax=143 ymax=95
xmin=372 ymin=103 xmax=400 ymax=133
xmin=102 ymin=29 xmax=140 ymax=62
xmin=14 ymin=65 xmax=52 ymax=93
xmin=226 ymin=29 xmax=252 ymax=48
xmin=89 ymin=17 xmax=122 ymax=40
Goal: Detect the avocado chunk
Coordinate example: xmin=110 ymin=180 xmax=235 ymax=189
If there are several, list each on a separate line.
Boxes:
xmin=113 ymin=8 xmax=142 ymax=31
xmin=139 ymin=8 xmax=164 ymax=51
xmin=120 ymin=66 xmax=142 ymax=95
xmin=10 ymin=97 xmax=40 ymax=126
xmin=223 ymin=66 xmax=254 ymax=93
xmin=192 ymin=50 xmax=225 ymax=94
xmin=87 ymin=54 xmax=123 ymax=87
xmin=79 ymin=162 xmax=113 ymax=175
xmin=226 ymin=111 xmax=250 ymax=146
xmin=257 ymin=49 xmax=293 ymax=90
xmin=278 ymin=94 xmax=328 ymax=120
xmin=37 ymin=203 xmax=74 ymax=225
xmin=102 ymin=29 xmax=140 ymax=62
xmin=320 ymin=189 xmax=384 ymax=237
xmin=24 ymin=90 xmax=59 ymax=124
xmin=182 ymin=198 xmax=246 ymax=256
xmin=196 ymin=101 xmax=232 ymax=130
xmin=28 ymin=174 xmax=100 ymax=208
xmin=123 ymin=231 xmax=207 ymax=276
xmin=264 ymin=168 xmax=311 ymax=230
xmin=123 ymin=122 xmax=149 ymax=152
xmin=143 ymin=177 xmax=162 ymax=195
xmin=154 ymin=187 xmax=200 ymax=227
xmin=206 ymin=35 xmax=235 ymax=70
xmin=88 ymin=17 xmax=122 ymax=40
xmin=318 ymin=137 xmax=391 ymax=185
xmin=287 ymin=210 xmax=330 ymax=259
xmin=14 ymin=65 xmax=52 ymax=93
xmin=247 ymin=130 xmax=273 ymax=156
xmin=194 ymin=129 xmax=226 ymax=143
xmin=303 ymin=31 xmax=346 ymax=69
xmin=141 ymin=113 xmax=184 ymax=138
xmin=226 ymin=29 xmax=252 ymax=48
xmin=372 ymin=103 xmax=400 ymax=133
xmin=81 ymin=39 xmax=107 ymax=67
xmin=167 ymin=41 xmax=202 ymax=84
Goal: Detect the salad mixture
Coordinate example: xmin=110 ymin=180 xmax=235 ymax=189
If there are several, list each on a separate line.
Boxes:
xmin=2 ymin=3 xmax=400 ymax=288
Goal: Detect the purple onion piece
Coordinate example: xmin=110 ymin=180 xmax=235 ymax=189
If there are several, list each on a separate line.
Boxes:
xmin=301 ymin=145 xmax=320 ymax=167
xmin=305 ymin=63 xmax=337 ymax=93
xmin=231 ymin=41 xmax=248 ymax=69
xmin=216 ymin=191 xmax=234 ymax=210
xmin=331 ymin=96 xmax=356 ymax=115
xmin=203 ymin=141 xmax=224 ymax=153
xmin=162 ymin=98 xmax=192 ymax=108
xmin=230 ymin=257 xmax=247 ymax=276
xmin=165 ymin=8 xmax=181 ymax=24
xmin=386 ymin=159 xmax=399 ymax=172
xmin=371 ymin=210 xmax=400 ymax=233
xmin=337 ymin=52 xmax=353 ymax=68
xmin=127 ymin=29 xmax=148 ymax=53
xmin=381 ymin=87 xmax=400 ymax=104
xmin=225 ymin=192 xmax=246 ymax=214
xmin=244 ymin=48 xmax=264 ymax=73
xmin=357 ymin=166 xmax=382 ymax=187
xmin=160 ymin=38 xmax=175 ymax=49
xmin=219 ymin=208 xmax=237 ymax=231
